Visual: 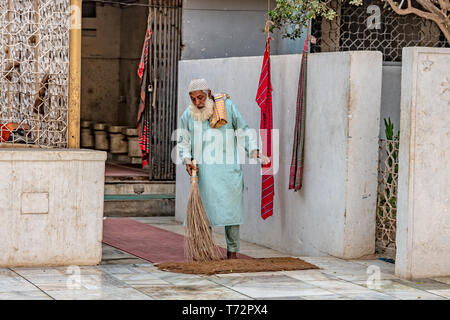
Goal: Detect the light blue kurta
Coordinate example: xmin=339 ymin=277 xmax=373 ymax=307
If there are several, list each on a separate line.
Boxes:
xmin=178 ymin=99 xmax=258 ymax=227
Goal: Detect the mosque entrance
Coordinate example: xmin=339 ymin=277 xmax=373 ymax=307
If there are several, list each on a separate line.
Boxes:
xmin=80 ymin=0 xmax=181 ymax=216
xmin=143 ymin=0 xmax=182 ymax=181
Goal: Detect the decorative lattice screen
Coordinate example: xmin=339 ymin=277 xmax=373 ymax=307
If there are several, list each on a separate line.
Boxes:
xmin=376 ymin=138 xmax=399 ymax=258
xmin=0 ymin=0 xmax=70 ymax=148
xmin=311 ymin=0 xmax=449 ymax=61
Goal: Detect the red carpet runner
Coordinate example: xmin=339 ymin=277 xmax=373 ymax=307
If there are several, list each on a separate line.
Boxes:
xmin=102 ymin=218 xmax=251 ymax=263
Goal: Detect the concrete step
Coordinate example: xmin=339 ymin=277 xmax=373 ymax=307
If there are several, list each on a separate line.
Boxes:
xmin=105 ymin=180 xmax=175 ymax=195
xmin=104 ymin=181 xmax=175 ymax=217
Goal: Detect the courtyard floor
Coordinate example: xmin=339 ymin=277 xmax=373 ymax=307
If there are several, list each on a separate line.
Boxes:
xmin=1 ymin=217 xmax=449 ymax=300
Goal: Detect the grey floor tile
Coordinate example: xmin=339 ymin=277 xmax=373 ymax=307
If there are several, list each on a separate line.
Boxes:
xmin=137 ymin=284 xmax=252 ymax=300
xmin=153 ymin=273 xmax=219 ymax=287
xmin=210 ymin=275 xmax=335 ymax=298
xmin=0 ymin=290 xmax=53 ymax=300
xmin=15 ymin=268 xmax=129 ymax=291
xmin=342 ymin=292 xmax=399 ymax=300
xmin=282 ymin=270 xmax=339 ymax=281
xmin=99 ymin=264 xmax=150 ymax=275
xmin=11 ymin=267 xmax=66 ymax=277
xmin=394 ymin=278 xmax=450 ymax=291
xmin=355 ymin=279 xmax=448 ymax=293
xmin=0 ymin=275 xmax=40 ymax=292
xmin=334 ymin=272 xmax=399 ymax=282
xmin=303 ymin=279 xmax=376 ymax=295
xmin=432 ymin=277 xmax=450 ymax=285
xmin=350 ymin=259 xmax=396 ymax=274
xmin=300 ymin=294 xmax=350 ymax=300
xmin=45 ymin=287 xmax=153 ymax=300
xmin=354 ymin=280 xmax=447 ymax=300
xmin=258 ymin=296 xmax=306 ymax=300
xmin=427 ymin=289 xmax=450 ymax=299
xmin=386 ymin=290 xmax=446 ymax=300
xmin=102 ymin=244 xmax=138 ymax=260
xmin=298 ymin=257 xmax=366 ymax=271
xmin=211 ymin=271 xmax=288 ymax=278
xmin=109 ymin=273 xmax=171 ymax=288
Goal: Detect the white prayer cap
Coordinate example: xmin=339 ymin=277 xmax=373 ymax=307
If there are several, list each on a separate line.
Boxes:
xmin=188 ymin=78 xmax=209 ymax=93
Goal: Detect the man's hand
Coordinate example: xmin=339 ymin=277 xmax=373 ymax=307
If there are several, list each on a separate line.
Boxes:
xmin=252 ymin=150 xmax=270 ymax=165
xmin=184 ymin=158 xmax=196 ymax=176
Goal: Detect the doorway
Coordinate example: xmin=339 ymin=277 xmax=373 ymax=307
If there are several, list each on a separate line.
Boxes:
xmin=80 ymin=0 xmax=182 ymax=181
xmin=80 ymin=0 xmax=182 ymax=215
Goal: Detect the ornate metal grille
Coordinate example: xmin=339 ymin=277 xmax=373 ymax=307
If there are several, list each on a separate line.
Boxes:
xmin=311 ymin=0 xmax=449 ymax=61
xmin=146 ymin=0 xmax=182 ymax=180
xmin=0 ymin=0 xmax=70 ymax=148
xmin=376 ymin=138 xmax=399 ymax=258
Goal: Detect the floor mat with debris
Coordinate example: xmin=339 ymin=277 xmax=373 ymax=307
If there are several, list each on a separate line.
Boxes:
xmin=155 ymin=257 xmax=319 ymax=275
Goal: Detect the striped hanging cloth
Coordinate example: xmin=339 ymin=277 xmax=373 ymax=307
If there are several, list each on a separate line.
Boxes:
xmin=255 ymin=36 xmax=274 ymax=220
xmin=137 ymin=22 xmax=152 ymax=168
xmin=289 ymin=24 xmax=310 ymax=191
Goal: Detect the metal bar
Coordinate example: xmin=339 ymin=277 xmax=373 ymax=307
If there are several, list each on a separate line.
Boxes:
xmin=167 ymin=0 xmax=175 ymax=180
xmin=169 ymin=0 xmax=177 ymax=180
xmin=163 ymin=0 xmax=170 ymax=180
xmin=148 ymin=2 xmax=152 ymax=179
xmin=34 ymin=0 xmax=40 ymax=145
xmin=149 ymin=0 xmax=155 ymax=180
xmin=153 ymin=0 xmax=161 ymax=179
xmin=147 ymin=0 xmax=152 ymax=178
xmin=162 ymin=0 xmax=168 ymax=180
xmin=7 ymin=0 xmax=11 ymax=120
xmin=151 ymin=0 xmax=157 ymax=179
xmin=150 ymin=0 xmax=156 ymax=180
xmin=167 ymin=1 xmax=173 ymax=180
xmin=161 ymin=1 xmax=167 ymax=180
xmin=68 ymin=0 xmax=82 ymax=148
xmin=156 ymin=0 xmax=162 ymax=180
xmin=161 ymin=2 xmax=167 ymax=180
xmin=173 ymin=0 xmax=182 ymax=179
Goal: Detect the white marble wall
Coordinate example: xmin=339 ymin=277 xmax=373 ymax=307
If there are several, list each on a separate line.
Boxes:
xmin=395 ymin=47 xmax=450 ymax=279
xmin=0 ymin=149 xmax=106 ymax=267
xmin=176 ymin=51 xmax=382 ymax=258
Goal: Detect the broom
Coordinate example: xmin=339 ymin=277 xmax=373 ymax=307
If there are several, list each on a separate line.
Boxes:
xmin=184 ymin=160 xmax=222 ymax=262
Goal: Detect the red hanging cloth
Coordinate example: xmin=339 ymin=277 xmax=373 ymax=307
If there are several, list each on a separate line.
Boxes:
xmin=137 ymin=24 xmax=152 ymax=168
xmin=255 ymin=36 xmax=274 ymax=220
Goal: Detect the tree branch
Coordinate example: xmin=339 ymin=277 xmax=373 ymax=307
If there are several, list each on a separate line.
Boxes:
xmin=437 ymin=0 xmax=447 ymax=13
xmin=384 ymin=0 xmax=450 ymax=42
xmin=385 ymin=0 xmax=439 ymax=20
xmin=416 ymin=0 xmax=447 ymax=19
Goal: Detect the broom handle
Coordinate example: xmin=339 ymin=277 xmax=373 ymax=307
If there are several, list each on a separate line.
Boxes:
xmin=191 ymin=159 xmax=198 ymax=177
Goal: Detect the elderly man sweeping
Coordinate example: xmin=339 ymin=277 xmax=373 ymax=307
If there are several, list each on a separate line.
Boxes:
xmin=178 ymin=78 xmax=269 ymax=259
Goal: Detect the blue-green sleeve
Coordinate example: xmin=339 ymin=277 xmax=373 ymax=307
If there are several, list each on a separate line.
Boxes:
xmin=178 ymin=111 xmax=192 ymax=163
xmin=229 ymin=100 xmax=259 ymax=158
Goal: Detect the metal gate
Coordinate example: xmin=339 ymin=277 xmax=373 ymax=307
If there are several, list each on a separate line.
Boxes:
xmin=146 ymin=0 xmax=182 ymax=180
xmin=0 ymin=0 xmax=70 ymax=147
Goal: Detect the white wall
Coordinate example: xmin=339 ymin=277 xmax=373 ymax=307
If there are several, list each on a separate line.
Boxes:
xmin=0 ymin=149 xmax=106 ymax=267
xmin=396 ymin=47 xmax=450 ymax=279
xmin=176 ymin=51 xmax=383 ymax=258
xmin=181 ymin=0 xmax=304 ymax=60
xmin=380 ymin=63 xmax=402 ymax=139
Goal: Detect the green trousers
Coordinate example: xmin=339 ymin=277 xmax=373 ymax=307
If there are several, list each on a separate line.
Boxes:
xmin=209 ymin=225 xmax=240 ymax=252
xmin=225 ymin=225 xmax=240 ymax=253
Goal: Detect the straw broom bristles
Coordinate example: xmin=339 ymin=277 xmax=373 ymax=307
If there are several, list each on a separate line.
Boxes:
xmin=184 ymin=160 xmax=222 ymax=262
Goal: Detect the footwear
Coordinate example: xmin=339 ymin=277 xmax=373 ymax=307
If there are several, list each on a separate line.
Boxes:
xmin=227 ymin=251 xmax=237 ymax=259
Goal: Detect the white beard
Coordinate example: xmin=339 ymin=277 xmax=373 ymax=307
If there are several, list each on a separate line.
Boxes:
xmin=189 ymin=97 xmax=214 ymax=122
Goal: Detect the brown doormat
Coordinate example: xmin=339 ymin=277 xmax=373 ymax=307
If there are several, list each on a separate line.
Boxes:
xmin=155 ymin=257 xmax=319 ymax=275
